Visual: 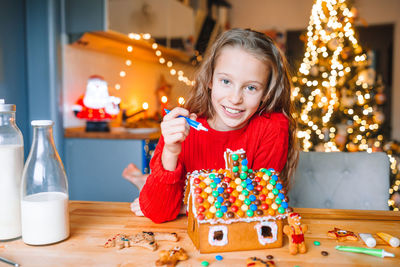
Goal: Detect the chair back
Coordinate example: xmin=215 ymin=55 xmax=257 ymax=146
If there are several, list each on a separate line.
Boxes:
xmin=288 ymin=152 xmax=390 ymax=210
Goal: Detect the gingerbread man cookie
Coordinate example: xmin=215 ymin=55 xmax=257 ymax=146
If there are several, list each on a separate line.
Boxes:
xmin=104 ymin=231 xmax=178 ymax=251
xmin=283 ymin=212 xmax=308 ymax=255
xmin=246 ymin=257 xmax=275 ymax=267
xmin=155 ymin=246 xmax=188 ymax=267
xmin=327 ymin=228 xmax=358 ymax=241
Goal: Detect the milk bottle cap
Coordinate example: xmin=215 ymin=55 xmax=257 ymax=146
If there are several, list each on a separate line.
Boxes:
xmin=0 ymin=99 xmax=16 ymax=112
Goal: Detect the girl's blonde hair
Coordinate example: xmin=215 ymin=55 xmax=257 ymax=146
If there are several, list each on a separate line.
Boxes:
xmin=185 ymin=28 xmax=299 ymax=190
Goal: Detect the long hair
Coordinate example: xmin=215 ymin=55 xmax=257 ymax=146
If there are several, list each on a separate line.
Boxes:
xmin=185 ymin=28 xmax=299 ymax=190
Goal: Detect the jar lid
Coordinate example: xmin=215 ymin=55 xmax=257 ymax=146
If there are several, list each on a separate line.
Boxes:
xmin=31 ymin=120 xmax=54 ymax=126
xmin=0 ymin=99 xmax=16 ymax=112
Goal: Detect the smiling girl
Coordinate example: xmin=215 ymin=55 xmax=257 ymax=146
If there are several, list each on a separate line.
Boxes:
xmin=134 ymin=28 xmax=298 ymax=223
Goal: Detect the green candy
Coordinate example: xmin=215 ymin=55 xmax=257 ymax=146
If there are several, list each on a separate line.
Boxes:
xmin=246 ymin=210 xmax=254 ymax=217
xmin=266 ymin=170 xmax=272 ymax=176
xmin=210 ymin=182 xmax=217 ymax=189
xmin=212 ymin=191 xmax=219 ymax=197
xmin=278 ymin=207 xmax=285 ymax=214
xmin=242 ymin=166 xmax=248 ymax=172
xmin=260 ymin=168 xmax=267 ymax=173
xmin=241 ymin=181 xmax=247 ymax=188
xmin=272 ymin=188 xmax=279 ymax=195
xmin=209 ymin=173 xmax=216 ymax=179
xmin=240 ymin=172 xmax=247 ymax=179
xmin=215 ymin=202 xmax=221 ymax=209
xmin=231 ymin=154 xmax=239 ymax=161
xmin=201 ymin=261 xmax=209 ymax=266
xmin=242 ymin=190 xmax=249 ymax=196
xmin=232 ymin=166 xmax=239 ymax=173
xmin=275 ymin=198 xmax=282 ymax=204
xmin=269 ymin=179 xmax=276 ymax=186
xmin=314 ymin=241 xmax=321 ymax=246
xmin=216 ymin=211 xmax=223 ymax=218
xmin=248 ymin=169 xmax=253 ymax=173
xmin=244 ymin=198 xmax=251 ymax=205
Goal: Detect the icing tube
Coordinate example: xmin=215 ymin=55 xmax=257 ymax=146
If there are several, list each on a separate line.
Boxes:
xmin=359 ymin=233 xmax=376 ymax=248
xmin=335 ymin=246 xmax=395 ymax=258
xmin=376 ymin=232 xmax=400 ymax=248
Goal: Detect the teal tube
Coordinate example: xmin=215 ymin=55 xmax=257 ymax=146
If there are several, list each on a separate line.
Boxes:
xmin=335 ymin=246 xmax=395 ymax=258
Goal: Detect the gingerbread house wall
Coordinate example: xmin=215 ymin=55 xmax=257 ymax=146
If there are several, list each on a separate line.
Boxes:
xmin=188 ymin=195 xmax=283 ymax=253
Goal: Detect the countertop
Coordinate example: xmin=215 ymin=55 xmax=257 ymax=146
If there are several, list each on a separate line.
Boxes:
xmin=64 ymin=127 xmax=161 ymax=140
xmin=1 ymin=201 xmax=400 ymax=266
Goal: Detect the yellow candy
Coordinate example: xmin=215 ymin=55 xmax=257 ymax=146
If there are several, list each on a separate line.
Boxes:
xmin=206 ymin=212 xmax=214 ymax=219
xmin=260 ymin=180 xmax=267 ymax=186
xmin=204 ymin=177 xmax=212 ymax=185
xmin=237 ymin=210 xmax=244 ymax=217
xmin=235 ymin=178 xmax=241 ymax=185
xmin=271 ymin=203 xmax=278 ymax=210
xmin=236 ymin=185 xmax=243 ymax=192
xmin=268 ymin=192 xmax=275 ymax=199
xmin=238 ymin=194 xmax=246 ymax=201
xmin=199 ymin=182 xmax=206 ymax=189
xmin=204 ymin=186 xmax=212 ymax=194
xmin=232 ymin=190 xmax=239 ymax=197
xmin=209 ymin=206 xmax=217 ymax=213
xmin=263 ymin=174 xmax=270 ymax=181
xmin=267 ymin=184 xmax=273 ymax=190
xmin=218 ymin=169 xmax=224 ymax=174
xmin=241 ymin=204 xmax=249 ymax=211
xmin=207 ymin=196 xmax=215 ymax=204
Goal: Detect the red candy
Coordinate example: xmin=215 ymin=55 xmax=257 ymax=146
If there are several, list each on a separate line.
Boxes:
xmin=198 ymin=206 xmax=205 ymax=212
xmin=224 ymin=177 xmax=231 ymax=183
xmin=231 ymin=205 xmax=239 ymax=212
xmin=261 ymin=203 xmax=269 ymax=210
xmin=229 ymin=196 xmax=236 ymax=203
xmin=195 ymin=187 xmax=202 ymax=194
xmin=259 ymin=194 xmax=266 ymax=201
xmin=197 ymin=214 xmax=205 ymax=220
xmin=226 ymin=187 xmax=234 ymax=193
xmin=256 ymin=185 xmax=263 ymax=191
xmin=196 ymin=196 xmax=204 ymax=203
xmin=254 ymin=177 xmax=261 ymax=182
xmin=194 ymin=178 xmax=201 ymax=184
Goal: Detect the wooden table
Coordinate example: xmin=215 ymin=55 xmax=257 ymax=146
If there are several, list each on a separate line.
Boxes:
xmin=1 ymin=202 xmax=399 ymax=266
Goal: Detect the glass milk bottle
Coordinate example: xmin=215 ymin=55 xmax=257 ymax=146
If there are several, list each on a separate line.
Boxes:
xmin=0 ymin=99 xmax=24 ymax=240
xmin=21 ymin=120 xmax=69 ymax=245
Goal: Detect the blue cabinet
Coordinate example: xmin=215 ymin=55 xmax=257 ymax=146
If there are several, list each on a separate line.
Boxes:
xmin=65 ymin=138 xmax=157 ymax=202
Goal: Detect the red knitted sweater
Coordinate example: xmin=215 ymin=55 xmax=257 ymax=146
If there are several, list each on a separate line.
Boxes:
xmin=139 ymin=112 xmax=289 ymax=223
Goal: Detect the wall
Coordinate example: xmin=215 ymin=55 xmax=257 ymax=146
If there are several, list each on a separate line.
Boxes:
xmin=63 ymin=45 xmax=195 ymax=127
xmin=230 ymin=0 xmax=400 ymax=140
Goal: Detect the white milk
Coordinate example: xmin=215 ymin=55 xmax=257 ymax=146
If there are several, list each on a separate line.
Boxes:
xmin=0 ymin=145 xmax=24 ymax=240
xmin=21 ymin=192 xmax=70 ymax=245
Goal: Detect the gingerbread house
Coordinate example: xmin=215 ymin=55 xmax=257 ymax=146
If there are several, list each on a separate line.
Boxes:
xmin=185 ymin=149 xmax=289 ymax=253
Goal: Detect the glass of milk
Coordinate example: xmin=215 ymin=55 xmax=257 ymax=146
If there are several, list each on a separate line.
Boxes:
xmin=21 ymin=120 xmax=70 ymax=245
xmin=0 ymin=99 xmax=24 ymax=240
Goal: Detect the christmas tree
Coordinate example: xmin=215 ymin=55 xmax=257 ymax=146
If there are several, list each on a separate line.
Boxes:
xmin=291 ymin=0 xmax=400 ymax=210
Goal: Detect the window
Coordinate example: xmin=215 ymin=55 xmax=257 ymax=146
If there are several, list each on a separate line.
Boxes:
xmin=208 ymin=225 xmax=228 ymax=246
xmin=255 ymin=221 xmax=278 ymax=245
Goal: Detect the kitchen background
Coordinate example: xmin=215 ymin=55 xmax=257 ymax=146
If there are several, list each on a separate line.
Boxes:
xmin=1 ymin=0 xmax=399 ymax=207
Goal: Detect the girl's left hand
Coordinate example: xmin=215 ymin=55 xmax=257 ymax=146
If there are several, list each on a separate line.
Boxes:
xmin=130 ymin=198 xmax=144 ymax=216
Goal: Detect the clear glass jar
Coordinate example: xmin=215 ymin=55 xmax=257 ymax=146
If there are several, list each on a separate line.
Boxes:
xmin=21 ymin=120 xmax=70 ymax=245
xmin=0 ymin=100 xmax=24 ymax=240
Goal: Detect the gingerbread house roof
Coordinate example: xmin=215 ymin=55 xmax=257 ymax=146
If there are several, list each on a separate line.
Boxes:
xmin=186 ymin=149 xmax=289 ymax=224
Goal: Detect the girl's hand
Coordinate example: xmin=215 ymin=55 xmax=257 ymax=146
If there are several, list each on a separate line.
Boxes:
xmin=130 ymin=198 xmax=144 ymax=216
xmin=160 ymin=107 xmax=196 ymax=170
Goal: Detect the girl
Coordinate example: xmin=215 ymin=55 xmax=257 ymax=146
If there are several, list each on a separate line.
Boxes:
xmin=132 ymin=28 xmax=298 ymax=223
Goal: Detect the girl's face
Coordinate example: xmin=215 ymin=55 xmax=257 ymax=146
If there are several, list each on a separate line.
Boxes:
xmin=209 ymin=46 xmax=270 ymax=131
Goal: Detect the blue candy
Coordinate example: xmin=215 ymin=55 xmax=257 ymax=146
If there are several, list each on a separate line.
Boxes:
xmin=218 ymin=187 xmax=224 ymax=194
xmin=217 ymin=196 xmax=224 ymax=203
xmin=215 ymin=255 xmax=223 ymax=261
xmin=241 ymin=159 xmax=248 ymax=166
xmin=246 ymin=184 xmax=254 ymax=191
xmin=272 ymin=174 xmax=278 ymax=181
xmin=213 ymin=178 xmax=221 ymax=184
xmin=221 ymin=206 xmax=228 ymax=213
xmin=268 ymin=168 xmax=275 ymax=172
xmin=281 ymin=202 xmax=288 ymax=209
xmin=249 ymin=195 xmax=256 ymax=202
xmin=278 ymin=193 xmax=285 ymax=199
xmin=276 ymin=183 xmax=283 ymax=190
xmin=246 ymin=178 xmax=252 ymax=184
xmin=250 ymin=204 xmax=258 ymax=211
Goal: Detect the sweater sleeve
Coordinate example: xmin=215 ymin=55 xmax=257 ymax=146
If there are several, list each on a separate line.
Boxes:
xmin=252 ymin=113 xmax=289 ymax=172
xmin=139 ymin=136 xmax=186 ymax=223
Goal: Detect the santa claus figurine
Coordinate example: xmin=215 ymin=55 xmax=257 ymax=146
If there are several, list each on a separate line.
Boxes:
xmin=72 ymin=75 xmax=120 ymax=132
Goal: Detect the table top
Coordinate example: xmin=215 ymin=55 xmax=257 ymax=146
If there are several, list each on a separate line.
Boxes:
xmin=64 ymin=127 xmax=160 ymax=140
xmin=1 ymin=201 xmax=400 ymax=267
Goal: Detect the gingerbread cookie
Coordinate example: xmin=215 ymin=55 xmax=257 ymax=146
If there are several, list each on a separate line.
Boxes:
xmin=246 ymin=257 xmax=275 ymax=267
xmin=283 ymin=212 xmax=308 ymax=255
xmin=104 ymin=231 xmax=178 ymax=251
xmin=155 ymin=246 xmax=188 ymax=267
xmin=327 ymin=228 xmax=358 ymax=241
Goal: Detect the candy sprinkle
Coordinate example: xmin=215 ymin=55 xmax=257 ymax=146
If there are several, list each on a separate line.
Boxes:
xmin=215 ymin=255 xmax=223 ymax=261
xmin=201 ymin=260 xmax=209 ymax=266
xmin=313 ymin=241 xmax=321 ymax=246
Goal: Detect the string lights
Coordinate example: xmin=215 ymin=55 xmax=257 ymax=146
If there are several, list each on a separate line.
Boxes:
xmin=292 ymin=0 xmax=399 ymax=210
